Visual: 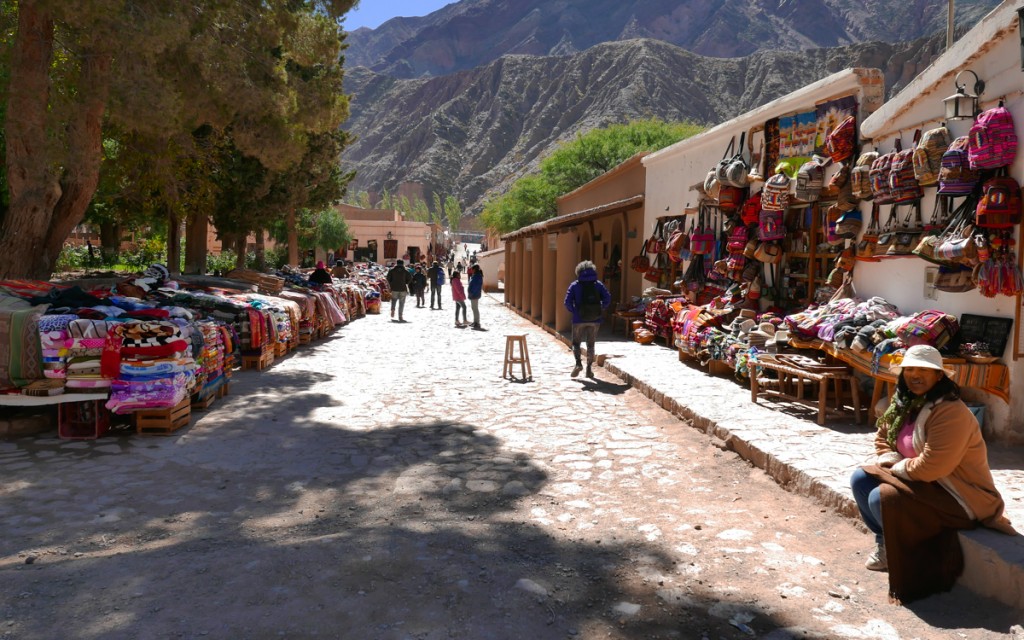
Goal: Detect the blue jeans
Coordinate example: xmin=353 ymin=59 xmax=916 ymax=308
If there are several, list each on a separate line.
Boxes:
xmin=850 ymin=467 xmax=883 ymax=543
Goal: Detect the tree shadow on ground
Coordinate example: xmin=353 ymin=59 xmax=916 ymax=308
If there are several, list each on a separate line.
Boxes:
xmin=3 ymin=411 xmax=837 ymax=640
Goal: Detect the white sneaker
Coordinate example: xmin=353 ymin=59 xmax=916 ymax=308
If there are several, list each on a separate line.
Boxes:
xmin=570 ymin=365 xmax=582 ymax=378
xmin=865 ymin=543 xmax=887 ymax=571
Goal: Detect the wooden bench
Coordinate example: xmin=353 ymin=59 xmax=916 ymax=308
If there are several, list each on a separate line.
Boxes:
xmin=751 ymin=354 xmax=862 ymax=426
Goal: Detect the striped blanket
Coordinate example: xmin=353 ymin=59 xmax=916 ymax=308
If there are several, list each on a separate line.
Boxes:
xmin=0 ymin=295 xmax=48 ymax=389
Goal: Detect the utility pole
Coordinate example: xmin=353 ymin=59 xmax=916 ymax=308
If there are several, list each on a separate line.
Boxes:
xmin=946 ymin=0 xmax=955 ymax=50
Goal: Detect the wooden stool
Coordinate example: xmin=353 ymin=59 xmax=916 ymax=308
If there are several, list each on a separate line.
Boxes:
xmin=502 ymin=335 xmax=533 ymax=381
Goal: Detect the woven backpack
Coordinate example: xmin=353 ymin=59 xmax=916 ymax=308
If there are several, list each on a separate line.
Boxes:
xmin=938 ymin=135 xmax=980 ymax=196
xmin=850 ymin=151 xmax=878 ymax=200
xmin=869 ymin=149 xmax=897 ymax=204
xmin=825 ymin=115 xmax=857 ymax=163
xmin=912 ymin=126 xmax=950 ymax=187
xmin=795 ymin=158 xmax=826 ymax=202
xmin=895 ymin=310 xmax=959 ymax=350
xmin=968 ymin=105 xmax=1018 ymax=170
xmin=761 ymin=172 xmax=791 ymax=212
xmin=976 ymin=172 xmax=1023 ymax=229
xmin=889 ymin=135 xmax=923 ymax=204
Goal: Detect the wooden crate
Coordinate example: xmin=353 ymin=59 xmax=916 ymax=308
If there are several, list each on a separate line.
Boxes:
xmin=134 ymin=397 xmax=191 ymax=435
xmin=298 ymin=332 xmax=312 ymax=344
xmin=275 ymin=342 xmax=288 ymax=357
xmin=218 ymin=382 xmax=230 ymax=398
xmin=191 ymin=389 xmax=217 ymax=411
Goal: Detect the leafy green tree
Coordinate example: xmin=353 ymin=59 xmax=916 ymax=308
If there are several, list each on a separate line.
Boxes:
xmin=481 ymin=119 xmax=703 ymax=234
xmin=444 ymin=195 xmax=462 ymax=234
xmin=0 ymin=0 xmax=356 ymax=279
xmin=269 ymin=206 xmax=350 ymax=253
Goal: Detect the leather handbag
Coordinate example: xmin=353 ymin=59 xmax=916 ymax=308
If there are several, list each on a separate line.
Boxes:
xmin=630 ymin=255 xmax=651 ymax=273
xmin=754 ymin=241 xmax=784 ymax=264
xmin=934 ymin=265 xmax=976 ymax=293
xmin=875 ymin=206 xmax=898 ymax=254
xmin=885 ymin=201 xmax=924 ymax=255
xmin=857 ymin=204 xmax=881 ymax=259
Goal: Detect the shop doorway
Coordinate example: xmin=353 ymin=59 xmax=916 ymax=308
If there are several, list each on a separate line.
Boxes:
xmin=609 ymin=219 xmax=624 ymax=305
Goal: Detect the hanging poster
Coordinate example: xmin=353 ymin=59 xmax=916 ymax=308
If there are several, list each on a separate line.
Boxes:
xmin=815 ymin=95 xmax=859 ymax=155
xmin=764 ymin=118 xmax=780 ymax=177
xmin=777 ymin=110 xmax=817 ymax=175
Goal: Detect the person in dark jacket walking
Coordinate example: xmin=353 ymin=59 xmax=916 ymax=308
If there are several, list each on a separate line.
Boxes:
xmin=467 ymin=264 xmax=484 ymax=330
xmin=386 ymin=259 xmax=413 ymax=321
xmin=564 ymin=260 xmax=611 ymax=378
xmin=427 ymin=261 xmax=444 ymax=310
xmin=411 ymin=266 xmax=428 ymax=308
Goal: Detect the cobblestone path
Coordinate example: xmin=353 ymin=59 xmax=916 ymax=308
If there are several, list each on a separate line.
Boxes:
xmin=0 ymin=294 xmax=1019 ymax=639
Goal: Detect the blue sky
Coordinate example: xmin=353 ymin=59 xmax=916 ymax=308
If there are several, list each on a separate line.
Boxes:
xmin=344 ymin=1 xmax=455 ymax=30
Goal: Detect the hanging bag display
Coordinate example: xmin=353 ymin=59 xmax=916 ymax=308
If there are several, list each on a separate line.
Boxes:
xmin=644 ymin=220 xmax=664 ymax=255
xmin=857 ymin=204 xmax=882 ymax=259
xmin=851 ymin=151 xmax=878 ymax=200
xmin=976 ymin=169 xmax=1022 ymax=229
xmin=630 ymin=255 xmax=651 ymax=273
xmin=912 ymin=197 xmax=952 ymax=265
xmin=889 ymin=131 xmax=924 ymax=204
xmin=824 ymin=114 xmax=857 ymax=163
xmin=968 ymin=104 xmax=1018 ymax=170
xmin=886 ymin=200 xmax=924 ymax=255
xmin=718 ymin=131 xmax=750 ymax=188
xmin=933 ymin=265 xmax=976 ymax=293
xmin=754 ymin=241 xmax=784 ymax=264
xmin=938 ymin=135 xmax=980 ymax=196
xmin=913 ymin=125 xmax=951 ymax=187
xmin=869 ymin=146 xmax=898 ymax=204
xmin=874 ymin=206 xmax=899 ymax=254
xmin=690 ymin=208 xmax=716 ymax=255
xmin=761 ymin=171 xmax=791 ymax=212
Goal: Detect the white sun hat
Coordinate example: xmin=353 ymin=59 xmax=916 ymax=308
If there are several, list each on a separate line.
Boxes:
xmin=891 ymin=344 xmax=953 ymax=376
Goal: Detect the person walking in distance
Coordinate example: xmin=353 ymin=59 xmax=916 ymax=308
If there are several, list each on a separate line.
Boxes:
xmin=450 ymin=269 xmax=468 ymax=327
xmin=564 ymin=260 xmax=611 ymax=378
xmin=411 ymin=265 xmax=428 ymax=308
xmin=467 ymin=264 xmax=484 ymax=330
xmin=427 ymin=260 xmax=445 ymax=310
xmin=386 ymin=259 xmax=412 ymax=322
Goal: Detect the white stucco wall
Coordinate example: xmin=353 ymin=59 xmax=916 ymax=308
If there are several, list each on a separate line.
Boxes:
xmin=858 ymin=2 xmax=1024 ymax=441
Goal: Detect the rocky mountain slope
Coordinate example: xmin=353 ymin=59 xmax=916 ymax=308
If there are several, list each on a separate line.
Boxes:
xmin=344 ymin=0 xmax=999 ymax=78
xmin=341 ymin=34 xmax=953 ymax=214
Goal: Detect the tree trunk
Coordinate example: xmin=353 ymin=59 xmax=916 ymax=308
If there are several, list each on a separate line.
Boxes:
xmin=234 ymin=236 xmax=246 ymax=270
xmin=184 ymin=216 xmax=208 ymax=274
xmin=254 ymin=228 xmax=266 ymax=271
xmin=100 ymin=222 xmax=122 ymax=265
xmin=166 ymin=208 xmax=181 ymax=275
xmin=287 ymin=209 xmax=299 ymax=267
xmin=0 ymin=3 xmax=112 ymax=279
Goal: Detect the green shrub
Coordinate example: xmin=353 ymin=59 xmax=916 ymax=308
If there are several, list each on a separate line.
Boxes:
xmin=121 ymin=238 xmax=166 ymax=272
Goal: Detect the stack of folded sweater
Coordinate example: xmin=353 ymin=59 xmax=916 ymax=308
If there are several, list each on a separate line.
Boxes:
xmin=105 ymin=320 xmax=196 ymax=414
xmin=38 ymin=314 xmax=79 ymax=385
xmin=65 ymin=318 xmax=120 ymax=393
xmin=191 ymin=321 xmax=227 ymax=401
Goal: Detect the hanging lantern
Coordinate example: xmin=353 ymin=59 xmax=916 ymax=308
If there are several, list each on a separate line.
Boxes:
xmin=942 ymin=70 xmax=984 ymax=121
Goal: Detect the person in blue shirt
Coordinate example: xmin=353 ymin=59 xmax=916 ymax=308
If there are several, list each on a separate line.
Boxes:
xmin=467 ymin=264 xmax=484 ymax=330
xmin=563 ymin=260 xmax=611 ymax=378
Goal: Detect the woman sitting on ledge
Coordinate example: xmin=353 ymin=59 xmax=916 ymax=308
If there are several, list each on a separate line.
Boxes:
xmin=850 ymin=344 xmax=1015 ymax=603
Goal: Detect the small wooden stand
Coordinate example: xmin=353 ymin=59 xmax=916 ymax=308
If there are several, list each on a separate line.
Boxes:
xmin=241 ymin=346 xmax=274 ymax=371
xmin=134 ymin=396 xmax=191 ymax=435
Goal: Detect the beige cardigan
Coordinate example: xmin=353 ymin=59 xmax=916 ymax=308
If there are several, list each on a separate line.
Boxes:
xmin=875 ymin=399 xmax=1015 ymax=534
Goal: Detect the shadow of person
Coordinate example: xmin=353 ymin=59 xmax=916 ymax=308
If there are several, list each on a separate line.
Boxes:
xmin=576 ymin=378 xmax=630 ymax=395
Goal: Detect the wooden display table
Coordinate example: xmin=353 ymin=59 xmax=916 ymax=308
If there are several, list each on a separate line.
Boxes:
xmin=0 ymin=392 xmax=110 ymax=440
xmin=788 ymin=337 xmax=1010 ymax=423
xmin=751 ymin=354 xmax=862 ymax=426
xmin=611 ymin=310 xmax=644 ymax=337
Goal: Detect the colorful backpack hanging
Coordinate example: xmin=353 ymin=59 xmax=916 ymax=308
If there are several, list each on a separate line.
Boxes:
xmin=718 ymin=185 xmax=745 ymax=210
xmin=968 ymin=105 xmax=1018 ymax=170
xmin=758 ymin=208 xmax=785 ymax=242
xmin=851 ymin=151 xmax=878 ymax=200
xmin=740 ymin=191 xmax=762 ymax=226
xmin=795 ymin=157 xmax=827 ymax=202
xmin=761 ymin=172 xmax=791 ymax=212
xmin=690 ymin=208 xmax=716 ymax=255
xmin=938 ymin=135 xmax=980 ymax=196
xmin=889 ymin=131 xmax=923 ymax=204
xmin=913 ymin=126 xmax=951 ymax=187
xmin=976 ymin=170 xmax=1022 ymax=229
xmin=825 ymin=114 xmax=857 ymax=163
xmin=869 ymin=147 xmax=897 ymax=204
xmin=726 ymin=225 xmax=749 ymax=254
xmin=717 ymin=131 xmax=750 ymax=188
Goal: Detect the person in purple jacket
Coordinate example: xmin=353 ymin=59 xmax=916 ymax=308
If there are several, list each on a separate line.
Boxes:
xmin=563 ymin=260 xmax=611 ymax=378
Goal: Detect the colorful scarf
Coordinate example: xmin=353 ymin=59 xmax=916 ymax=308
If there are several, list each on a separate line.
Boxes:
xmin=878 ymin=387 xmax=927 ymax=450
